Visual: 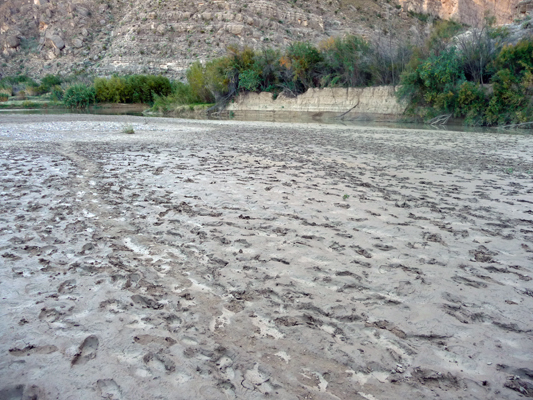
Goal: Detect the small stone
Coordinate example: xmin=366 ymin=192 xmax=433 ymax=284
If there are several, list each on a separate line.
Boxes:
xmin=72 ymin=38 xmax=83 ymax=48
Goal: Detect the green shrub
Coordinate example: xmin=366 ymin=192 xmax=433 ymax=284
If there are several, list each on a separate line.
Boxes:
xmin=0 ymin=86 xmax=12 ymax=96
xmin=63 ymin=84 xmax=96 ymax=108
xmin=0 ymin=94 xmax=8 ymax=102
xmin=40 ymin=74 xmax=62 ymax=92
xmin=187 ymin=62 xmax=215 ymax=103
xmin=252 ymin=49 xmax=281 ymax=91
xmin=50 ymin=85 xmax=64 ymax=101
xmin=93 ymin=75 xmax=171 ymax=104
xmin=319 ymin=35 xmax=371 ymax=87
xmin=398 ymin=47 xmax=465 ymax=118
xmin=283 ymin=42 xmax=323 ymax=92
xmin=238 ymin=69 xmax=261 ymax=91
xmin=457 ymin=81 xmax=489 ymax=125
xmin=0 ymin=75 xmax=37 ymax=86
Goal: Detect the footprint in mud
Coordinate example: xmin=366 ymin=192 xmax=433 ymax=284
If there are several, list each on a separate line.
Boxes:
xmin=131 ymin=294 xmax=163 ymax=310
xmin=38 ymin=306 xmax=71 ymax=323
xmin=469 ymin=245 xmax=497 ymax=262
xmin=133 ymin=335 xmax=177 ymax=347
xmin=350 ymin=245 xmax=373 ymax=258
xmin=97 ymin=379 xmax=122 ymax=400
xmin=9 ymin=344 xmax=58 ymax=357
xmin=58 ymin=279 xmax=76 ymax=294
xmin=451 ymin=275 xmax=488 ymax=288
xmin=72 ymin=335 xmax=99 ymax=366
xmin=423 ymin=232 xmax=446 ymax=245
xmin=0 ymin=384 xmax=44 ymax=400
xmin=374 ymin=243 xmax=396 ymax=251
xmin=143 ymin=351 xmax=176 ymax=373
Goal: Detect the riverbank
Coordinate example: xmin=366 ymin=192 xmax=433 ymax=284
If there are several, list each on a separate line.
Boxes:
xmin=0 ymin=114 xmax=532 ymax=400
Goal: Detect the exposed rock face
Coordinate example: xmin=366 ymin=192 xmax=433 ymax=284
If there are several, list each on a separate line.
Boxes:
xmin=227 ymin=87 xmax=406 ymax=119
xmin=399 ymin=0 xmax=520 ymax=26
xmin=517 ymin=0 xmax=533 ymax=16
xmin=0 ymin=0 xmax=524 ymax=79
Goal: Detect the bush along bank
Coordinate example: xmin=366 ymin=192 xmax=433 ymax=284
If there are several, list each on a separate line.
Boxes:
xmin=0 ymin=73 xmax=171 ymax=109
xmin=64 ymin=75 xmax=171 ymax=108
xmin=397 ymin=19 xmax=533 ymax=126
xmin=151 ymin=35 xmax=412 ymax=114
xmin=152 ymin=19 xmax=533 ymax=127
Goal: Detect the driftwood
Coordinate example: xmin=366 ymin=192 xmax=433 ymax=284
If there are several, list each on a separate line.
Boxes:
xmin=427 ymin=114 xmax=452 ymax=126
xmin=499 ymin=121 xmax=533 ymax=130
xmin=336 ymin=98 xmax=360 ymax=120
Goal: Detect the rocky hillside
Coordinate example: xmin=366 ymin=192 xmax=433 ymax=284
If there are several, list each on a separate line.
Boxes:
xmin=400 ymin=0 xmax=520 ymax=27
xmin=0 ymin=0 xmax=524 ymax=80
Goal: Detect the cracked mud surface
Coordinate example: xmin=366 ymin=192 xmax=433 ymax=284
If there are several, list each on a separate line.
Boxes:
xmin=0 ymin=114 xmax=532 ymax=400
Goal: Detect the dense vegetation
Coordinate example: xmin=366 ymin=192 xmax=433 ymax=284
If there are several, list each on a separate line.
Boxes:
xmin=0 ymin=73 xmax=171 ymax=109
xmin=152 ymin=36 xmax=411 ymax=113
xmin=397 ymin=19 xmax=533 ymax=126
xmin=152 ymin=18 xmax=533 ymax=126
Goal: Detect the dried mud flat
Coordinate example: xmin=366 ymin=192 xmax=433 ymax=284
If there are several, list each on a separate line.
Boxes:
xmin=0 ymin=114 xmax=532 ymax=400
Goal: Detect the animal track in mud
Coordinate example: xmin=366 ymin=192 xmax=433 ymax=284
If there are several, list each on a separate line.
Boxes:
xmin=143 ymin=351 xmax=176 ymax=373
xmin=133 ymin=335 xmax=177 ymax=347
xmin=2 ymin=117 xmax=533 ymax=400
xmin=97 ymin=379 xmax=122 ymax=400
xmin=0 ymin=384 xmax=44 ymax=400
xmin=8 ymin=344 xmax=58 ymax=357
xmin=72 ymin=335 xmax=99 ymax=366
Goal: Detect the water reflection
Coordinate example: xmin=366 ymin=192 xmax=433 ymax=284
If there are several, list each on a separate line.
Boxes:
xmin=0 ymin=107 xmax=525 ymax=134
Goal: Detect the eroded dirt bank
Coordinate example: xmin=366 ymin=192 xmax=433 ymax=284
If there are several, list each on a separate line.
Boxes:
xmin=0 ymin=115 xmax=532 ymax=400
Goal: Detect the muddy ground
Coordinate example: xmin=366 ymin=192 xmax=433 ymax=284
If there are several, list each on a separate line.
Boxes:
xmin=0 ymin=114 xmax=532 ymax=400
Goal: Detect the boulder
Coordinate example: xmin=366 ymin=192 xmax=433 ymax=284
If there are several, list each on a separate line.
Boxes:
xmin=50 ymin=35 xmax=65 ymax=50
xmin=6 ymin=36 xmax=20 ymax=48
xmin=226 ymin=24 xmax=245 ymax=35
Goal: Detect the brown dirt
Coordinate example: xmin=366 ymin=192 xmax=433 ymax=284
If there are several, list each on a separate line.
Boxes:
xmin=0 ymin=114 xmax=532 ymax=399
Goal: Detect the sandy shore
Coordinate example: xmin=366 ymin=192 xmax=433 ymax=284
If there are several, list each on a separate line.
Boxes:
xmin=0 ymin=114 xmax=532 ymax=400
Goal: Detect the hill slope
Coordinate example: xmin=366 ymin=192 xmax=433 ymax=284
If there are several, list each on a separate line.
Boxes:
xmin=0 ymin=0 xmax=522 ymax=79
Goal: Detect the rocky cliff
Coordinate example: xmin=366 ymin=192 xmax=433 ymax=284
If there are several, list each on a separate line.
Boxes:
xmin=0 ymin=0 xmax=524 ymax=80
xmin=399 ymin=0 xmax=520 ymax=27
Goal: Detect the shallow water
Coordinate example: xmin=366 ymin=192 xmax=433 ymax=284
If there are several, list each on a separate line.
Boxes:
xmin=0 ymin=106 xmax=526 ymax=134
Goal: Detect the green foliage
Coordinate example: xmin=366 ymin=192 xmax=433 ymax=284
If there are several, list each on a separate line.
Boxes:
xmin=284 ymin=42 xmax=323 ymax=91
xmin=420 ymin=48 xmax=465 ymax=112
xmin=427 ymin=20 xmax=463 ymax=54
xmin=93 ymin=75 xmax=171 ymax=104
xmin=319 ymin=35 xmax=371 ymax=87
xmin=187 ymin=62 xmax=215 ymax=104
xmin=238 ymin=69 xmax=261 ymax=91
xmin=63 ymin=84 xmax=96 ymax=108
xmin=456 ymin=81 xmax=487 ymax=125
xmin=398 ymin=19 xmax=533 ymax=126
xmin=40 ymin=74 xmax=62 ymax=92
xmin=204 ymin=57 xmax=231 ymax=98
xmin=397 ymin=47 xmax=465 ymax=117
xmin=491 ymin=40 xmax=533 ymax=76
xmin=0 ymin=75 xmax=37 ymax=87
xmin=50 ymin=85 xmax=64 ymax=101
